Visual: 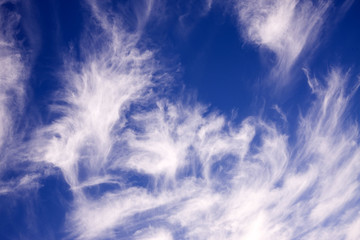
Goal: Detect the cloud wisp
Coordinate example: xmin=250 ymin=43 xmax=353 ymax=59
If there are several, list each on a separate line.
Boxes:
xmin=0 ymin=0 xmax=31 ymax=195
xmin=0 ymin=1 xmax=25 ymax=151
xmin=235 ymin=0 xmax=331 ymax=83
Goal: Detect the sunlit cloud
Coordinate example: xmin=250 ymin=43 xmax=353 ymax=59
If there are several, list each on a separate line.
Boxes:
xmin=235 ymin=0 xmax=331 ymax=82
xmin=59 ymin=64 xmax=360 ymax=239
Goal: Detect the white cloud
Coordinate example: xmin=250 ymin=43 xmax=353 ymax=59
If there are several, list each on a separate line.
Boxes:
xmin=235 ymin=0 xmax=330 ymax=81
xmin=0 ymin=0 xmax=31 ymax=194
xmin=31 ymin=0 xmax=157 ymax=189
xmin=67 ymin=188 xmax=171 ymax=239
xmin=58 ymin=62 xmax=360 ymax=239
xmin=43 ymin=64 xmax=360 ymax=239
xmin=0 ymin=1 xmax=26 ymax=150
xmin=134 ymin=227 xmax=173 ymax=240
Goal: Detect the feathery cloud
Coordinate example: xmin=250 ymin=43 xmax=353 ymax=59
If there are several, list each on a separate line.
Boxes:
xmin=235 ymin=0 xmax=330 ymax=82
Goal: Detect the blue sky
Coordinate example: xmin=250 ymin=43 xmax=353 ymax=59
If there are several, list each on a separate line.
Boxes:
xmin=1 ymin=0 xmax=360 ymax=239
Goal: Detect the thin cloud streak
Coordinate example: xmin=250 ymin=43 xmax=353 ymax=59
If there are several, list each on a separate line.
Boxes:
xmin=0 ymin=0 xmax=30 ymax=195
xmin=0 ymin=0 xmax=25 ymax=150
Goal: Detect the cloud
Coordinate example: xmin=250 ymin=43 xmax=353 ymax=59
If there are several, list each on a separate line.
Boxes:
xmin=235 ymin=0 xmax=330 ymax=82
xmin=58 ymin=61 xmax=360 ymax=238
xmin=273 ymin=104 xmax=288 ymax=122
xmin=0 ymin=0 xmax=26 ymax=150
xmin=29 ymin=0 xmax=360 ymax=238
xmin=169 ymin=69 xmax=360 ymax=240
xmin=42 ymin=40 xmax=360 ymax=239
xmin=134 ymin=227 xmax=173 ymax=240
xmin=0 ymin=0 xmax=30 ymax=194
xmin=175 ymin=0 xmax=215 ymax=37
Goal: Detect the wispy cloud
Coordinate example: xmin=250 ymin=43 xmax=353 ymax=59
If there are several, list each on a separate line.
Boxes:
xmin=134 ymin=227 xmax=174 ymax=240
xmin=0 ymin=0 xmax=26 ymax=150
xmin=29 ymin=1 xmax=360 ymax=239
xmin=61 ymin=65 xmax=360 ymax=239
xmin=0 ymin=0 xmax=30 ymax=194
xmin=31 ymin=0 xmax=158 ymax=185
xmin=235 ymin=0 xmax=331 ymax=83
xmin=25 ymin=0 xmax=161 ymax=238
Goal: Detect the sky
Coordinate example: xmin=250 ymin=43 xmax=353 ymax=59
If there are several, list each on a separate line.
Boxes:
xmin=1 ymin=0 xmax=360 ymax=239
